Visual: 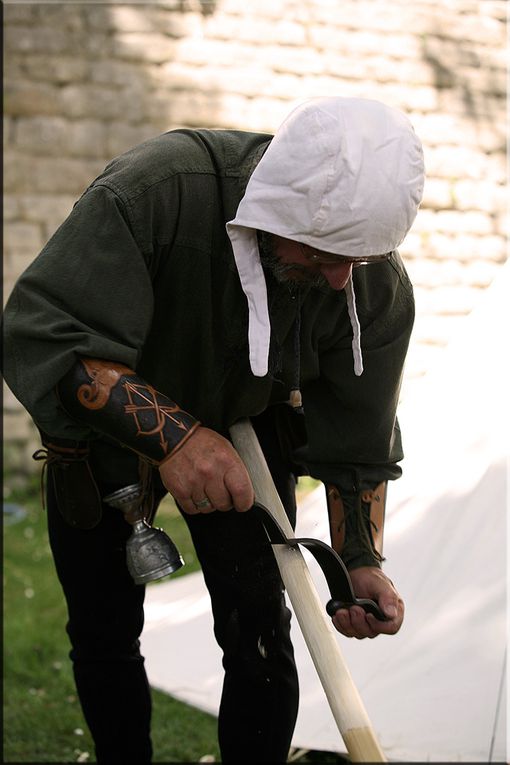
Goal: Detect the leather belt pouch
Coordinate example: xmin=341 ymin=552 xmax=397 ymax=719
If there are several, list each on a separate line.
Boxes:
xmin=36 ymin=435 xmax=103 ymax=530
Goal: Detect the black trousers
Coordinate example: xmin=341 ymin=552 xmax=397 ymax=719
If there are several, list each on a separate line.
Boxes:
xmin=46 ymin=410 xmax=300 ymax=763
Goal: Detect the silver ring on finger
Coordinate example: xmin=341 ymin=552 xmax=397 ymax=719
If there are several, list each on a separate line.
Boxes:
xmin=195 ymin=497 xmax=212 ymax=510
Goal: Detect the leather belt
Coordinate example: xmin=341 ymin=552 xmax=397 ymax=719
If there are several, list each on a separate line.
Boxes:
xmin=253 ymin=503 xmax=387 ymax=621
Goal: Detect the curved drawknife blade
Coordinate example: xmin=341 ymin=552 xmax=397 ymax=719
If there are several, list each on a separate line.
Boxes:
xmin=253 ymin=503 xmax=387 ymax=621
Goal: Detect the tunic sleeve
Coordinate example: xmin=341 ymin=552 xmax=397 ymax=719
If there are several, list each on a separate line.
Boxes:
xmin=300 ymin=256 xmax=415 ymax=490
xmin=3 ymin=185 xmax=155 ymax=439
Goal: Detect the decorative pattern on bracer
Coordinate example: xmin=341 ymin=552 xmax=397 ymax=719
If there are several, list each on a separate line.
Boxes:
xmin=77 ymin=358 xmax=134 ymax=409
xmin=57 ymin=357 xmax=200 ymax=464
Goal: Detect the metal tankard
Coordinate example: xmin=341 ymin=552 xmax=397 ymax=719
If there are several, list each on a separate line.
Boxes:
xmin=103 ymin=482 xmax=184 ymax=585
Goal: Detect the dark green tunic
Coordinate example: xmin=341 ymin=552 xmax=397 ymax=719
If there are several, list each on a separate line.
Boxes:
xmin=3 ymin=128 xmax=415 ymax=490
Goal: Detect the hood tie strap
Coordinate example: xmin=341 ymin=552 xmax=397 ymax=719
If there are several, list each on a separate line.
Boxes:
xmin=289 ymin=290 xmax=304 ymax=413
xmin=345 ymin=276 xmax=364 ymax=376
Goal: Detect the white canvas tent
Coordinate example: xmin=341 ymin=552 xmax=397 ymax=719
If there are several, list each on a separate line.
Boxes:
xmin=141 ymin=263 xmax=508 ymax=762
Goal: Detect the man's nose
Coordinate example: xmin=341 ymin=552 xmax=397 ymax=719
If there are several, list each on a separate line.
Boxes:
xmin=319 ymin=262 xmax=353 ymax=290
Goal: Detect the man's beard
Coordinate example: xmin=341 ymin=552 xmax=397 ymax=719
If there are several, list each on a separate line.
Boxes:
xmin=257 ymin=231 xmax=330 ymax=291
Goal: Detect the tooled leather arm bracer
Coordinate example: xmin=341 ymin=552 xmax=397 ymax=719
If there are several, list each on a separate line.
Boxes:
xmin=56 ymin=357 xmax=201 ymax=466
xmin=325 ymin=482 xmax=387 ymax=570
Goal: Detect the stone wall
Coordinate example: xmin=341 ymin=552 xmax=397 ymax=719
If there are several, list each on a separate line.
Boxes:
xmin=3 ymin=0 xmax=508 ymax=474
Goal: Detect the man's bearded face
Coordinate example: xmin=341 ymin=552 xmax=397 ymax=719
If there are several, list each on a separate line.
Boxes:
xmin=257 ymin=232 xmax=331 ymax=290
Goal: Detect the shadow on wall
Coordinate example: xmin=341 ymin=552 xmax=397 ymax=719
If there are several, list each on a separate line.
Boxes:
xmin=101 ymin=3 xmax=299 ymax=137
xmin=421 ymin=25 xmax=506 ymax=151
xmin=103 ymin=2 xmax=508 ymax=151
xmin=186 ymin=0 xmax=217 ymax=15
xmin=5 ymin=2 xmax=507 ymax=212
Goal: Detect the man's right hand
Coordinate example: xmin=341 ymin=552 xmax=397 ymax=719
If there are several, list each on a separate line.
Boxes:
xmin=159 ymin=425 xmax=255 ymax=514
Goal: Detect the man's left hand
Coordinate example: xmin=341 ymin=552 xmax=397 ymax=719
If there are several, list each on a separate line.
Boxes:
xmin=331 ymin=566 xmax=404 ymax=639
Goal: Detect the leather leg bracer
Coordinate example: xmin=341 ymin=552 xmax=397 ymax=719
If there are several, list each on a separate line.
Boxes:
xmin=325 ymin=482 xmax=387 ymax=570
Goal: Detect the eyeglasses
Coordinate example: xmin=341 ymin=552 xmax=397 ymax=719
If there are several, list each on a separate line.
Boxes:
xmin=299 ymin=243 xmax=392 ymax=267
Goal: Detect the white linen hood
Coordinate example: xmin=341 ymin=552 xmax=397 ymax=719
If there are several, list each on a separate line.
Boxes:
xmin=226 ymin=97 xmax=425 ymax=377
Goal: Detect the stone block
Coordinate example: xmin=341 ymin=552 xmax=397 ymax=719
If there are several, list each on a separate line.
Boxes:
xmin=262 ymin=73 xmax=307 ymax=101
xmin=83 ymin=30 xmax=113 ymax=58
xmin=220 ymin=96 xmax=293 ymax=133
xmin=219 ymin=0 xmax=289 ymax=20
xmin=3 ymin=195 xmax=20 ymax=220
xmin=86 ymin=3 xmax=197 ymax=35
xmin=324 ymin=53 xmax=435 ymax=87
xmin=309 ymin=25 xmax=420 ymax=59
xmin=265 ymin=44 xmax=327 ymax=76
xmin=15 ymin=116 xmax=72 ymax=156
xmin=424 ymin=144 xmax=502 ymax=181
xmin=409 ymin=111 xmax=506 ymax=153
xmin=374 ymin=82 xmax=439 ymax=112
xmin=160 ymin=11 xmax=204 ymax=39
xmin=18 ymin=194 xmax=76 ymax=236
xmin=427 ymin=9 xmax=505 ymax=46
xmin=148 ymin=86 xmax=197 ymax=123
xmin=452 ymin=179 xmax=507 ymax=214
xmin=111 ymin=32 xmax=179 ymax=64
xmin=406 ymin=257 xmax=464 ymax=289
xmin=28 ymin=156 xmax=105 ymax=195
xmin=88 ymin=60 xmax=149 ymax=88
xmin=3 ymin=4 xmax=36 ymax=25
xmin=158 ymin=61 xmax=277 ymax=99
xmin=67 ymin=120 xmax=109 ymax=159
xmin=302 ymin=0 xmax=430 ymax=35
xmin=413 ymin=283 xmax=482 ymax=316
xmin=204 ymin=12 xmax=306 ymax=46
xmin=57 ymin=84 xmax=129 ymax=121
xmin=23 ymin=55 xmax=89 ymax=85
xmin=294 ymin=76 xmax=436 ymax=113
xmin=5 ymin=81 xmax=61 ymax=117
xmin=109 ymin=5 xmax=169 ymax=33
xmin=105 ymin=122 xmax=160 ymax=159
xmin=5 ymin=152 xmax=41 ymax=193
xmin=463 ymin=259 xmax=501 ymax=288
xmin=435 ymin=210 xmax=493 ymax=236
xmin=4 ymin=24 xmax=70 ymax=55
xmin=3 ymin=56 xmax=24 ymax=81
xmin=4 ymin=221 xmax=43 ymax=256
xmin=159 ymin=61 xmax=306 ymax=100
xmin=436 ymin=86 xmax=503 ymax=121
xmin=86 ymin=4 xmax=125 ymax=31
xmin=471 ymin=235 xmax=507 ymax=262
xmin=180 ymin=36 xmax=320 ymax=75
xmin=148 ymin=89 xmax=230 ymax=129
xmin=427 ymin=233 xmax=506 ymax=262
xmin=31 ymin=2 xmax=88 ymax=34
xmin=421 ymin=177 xmax=453 ymax=210
xmin=482 ymin=2 xmax=508 ymax=22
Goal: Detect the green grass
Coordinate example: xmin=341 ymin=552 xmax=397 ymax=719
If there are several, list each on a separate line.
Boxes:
xmin=3 ymin=470 xmax=346 ymax=764
xmin=3 ymin=474 xmax=220 ymax=764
